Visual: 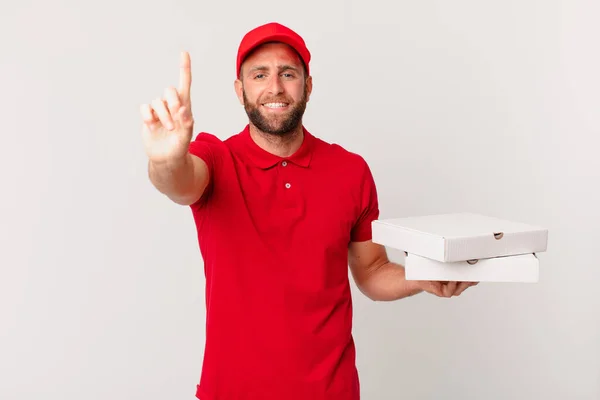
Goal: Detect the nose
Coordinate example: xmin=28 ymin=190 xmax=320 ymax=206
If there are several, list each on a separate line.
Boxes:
xmin=267 ymin=75 xmax=284 ymax=95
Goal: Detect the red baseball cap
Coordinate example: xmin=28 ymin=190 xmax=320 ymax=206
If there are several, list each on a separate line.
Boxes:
xmin=236 ymin=22 xmax=311 ymax=77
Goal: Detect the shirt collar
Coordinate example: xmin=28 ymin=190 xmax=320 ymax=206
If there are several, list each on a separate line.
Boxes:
xmin=240 ymin=124 xmax=314 ymax=169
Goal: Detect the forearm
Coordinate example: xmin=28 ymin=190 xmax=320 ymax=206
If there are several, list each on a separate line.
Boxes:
xmin=148 ymin=153 xmax=205 ymax=205
xmin=356 ymin=261 xmax=423 ymax=301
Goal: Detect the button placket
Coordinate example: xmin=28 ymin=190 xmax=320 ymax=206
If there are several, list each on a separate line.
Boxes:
xmin=281 ymin=160 xmax=291 ymax=189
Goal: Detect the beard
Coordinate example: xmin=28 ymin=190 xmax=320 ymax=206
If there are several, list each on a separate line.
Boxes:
xmin=243 ymin=86 xmax=308 ymax=137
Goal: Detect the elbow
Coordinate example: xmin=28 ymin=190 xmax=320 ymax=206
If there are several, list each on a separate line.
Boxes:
xmin=352 ymin=266 xmax=387 ymax=302
xmin=356 ymin=284 xmax=387 ymax=302
xmin=353 ymin=280 xmax=371 ymax=300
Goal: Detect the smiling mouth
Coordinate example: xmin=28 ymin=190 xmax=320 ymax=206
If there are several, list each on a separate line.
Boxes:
xmin=262 ymin=102 xmax=289 ymax=109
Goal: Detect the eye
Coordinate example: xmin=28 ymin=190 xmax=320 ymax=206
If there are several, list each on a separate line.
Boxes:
xmin=254 ymin=73 xmax=265 ymax=79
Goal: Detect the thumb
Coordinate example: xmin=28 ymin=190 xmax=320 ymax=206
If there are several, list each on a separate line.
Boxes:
xmin=177 ymin=105 xmax=194 ymax=130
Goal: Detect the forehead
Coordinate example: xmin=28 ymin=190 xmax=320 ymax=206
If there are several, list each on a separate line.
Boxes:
xmin=242 ymin=42 xmax=304 ymax=70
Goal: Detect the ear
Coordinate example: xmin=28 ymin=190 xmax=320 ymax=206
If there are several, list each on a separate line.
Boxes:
xmin=234 ymin=78 xmax=244 ymax=105
xmin=305 ymin=75 xmax=313 ymax=102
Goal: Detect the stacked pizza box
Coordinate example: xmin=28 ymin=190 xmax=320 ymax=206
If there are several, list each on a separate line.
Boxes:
xmin=371 ymin=212 xmax=549 ymax=282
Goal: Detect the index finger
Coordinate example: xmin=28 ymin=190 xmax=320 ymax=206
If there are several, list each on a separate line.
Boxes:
xmin=179 ymin=51 xmax=192 ymax=102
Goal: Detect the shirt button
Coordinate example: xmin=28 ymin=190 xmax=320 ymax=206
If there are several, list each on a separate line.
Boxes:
xmin=285 ymin=183 xmax=291 ymax=189
xmin=282 ymin=161 xmax=288 ymax=167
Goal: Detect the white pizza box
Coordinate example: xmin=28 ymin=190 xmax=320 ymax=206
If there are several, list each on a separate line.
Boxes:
xmin=372 ymin=212 xmax=548 ymax=262
xmin=404 ymin=253 xmax=539 ymax=283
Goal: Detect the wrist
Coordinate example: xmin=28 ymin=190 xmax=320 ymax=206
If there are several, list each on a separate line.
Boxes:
xmin=405 ymin=278 xmax=423 ymax=296
xmin=150 ymin=153 xmax=190 ymax=171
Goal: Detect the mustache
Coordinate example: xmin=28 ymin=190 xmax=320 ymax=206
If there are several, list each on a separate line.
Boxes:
xmin=259 ymin=97 xmax=292 ymax=104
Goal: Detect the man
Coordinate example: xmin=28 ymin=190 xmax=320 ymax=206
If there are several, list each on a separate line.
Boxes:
xmin=140 ymin=22 xmax=476 ymax=400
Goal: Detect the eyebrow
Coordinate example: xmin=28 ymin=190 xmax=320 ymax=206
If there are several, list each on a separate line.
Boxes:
xmin=248 ymin=64 xmax=300 ymax=74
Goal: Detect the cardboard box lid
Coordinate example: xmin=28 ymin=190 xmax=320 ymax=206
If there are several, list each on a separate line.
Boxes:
xmin=372 ymin=212 xmax=548 ymax=262
xmin=404 ymin=253 xmax=539 ymax=283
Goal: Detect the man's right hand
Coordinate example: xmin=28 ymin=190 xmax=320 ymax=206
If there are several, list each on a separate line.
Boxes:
xmin=140 ymin=51 xmax=194 ymax=165
xmin=141 ymin=52 xmax=209 ymax=206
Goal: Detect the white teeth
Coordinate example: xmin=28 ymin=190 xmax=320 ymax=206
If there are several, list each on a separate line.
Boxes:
xmin=264 ymin=102 xmax=287 ymax=108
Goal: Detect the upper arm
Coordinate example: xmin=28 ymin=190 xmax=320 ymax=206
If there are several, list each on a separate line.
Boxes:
xmin=347 ymin=156 xmax=384 ymax=283
xmin=349 ymin=157 xmax=379 ymax=242
xmin=186 ymin=153 xmax=210 ymax=205
xmin=187 ymin=132 xmax=222 ymax=207
xmin=348 ymin=239 xmax=389 ymax=286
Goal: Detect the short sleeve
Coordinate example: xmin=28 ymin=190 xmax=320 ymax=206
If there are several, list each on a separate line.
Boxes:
xmin=188 ymin=132 xmax=223 ymax=207
xmin=350 ymin=159 xmax=380 ymax=242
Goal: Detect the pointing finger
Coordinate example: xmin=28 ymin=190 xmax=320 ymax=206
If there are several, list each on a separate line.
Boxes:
xmin=179 ymin=51 xmax=192 ymax=103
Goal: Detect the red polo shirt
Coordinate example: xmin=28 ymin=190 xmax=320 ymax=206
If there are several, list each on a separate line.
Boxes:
xmin=188 ymin=125 xmax=379 ymax=400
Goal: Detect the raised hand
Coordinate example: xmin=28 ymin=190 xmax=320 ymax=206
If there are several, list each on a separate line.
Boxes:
xmin=140 ymin=51 xmax=194 ymax=165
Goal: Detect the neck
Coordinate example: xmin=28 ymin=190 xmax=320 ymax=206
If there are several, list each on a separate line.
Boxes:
xmin=248 ymin=123 xmax=304 ymax=157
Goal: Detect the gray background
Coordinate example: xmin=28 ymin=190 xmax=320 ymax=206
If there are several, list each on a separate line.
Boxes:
xmin=1 ymin=0 xmax=598 ymax=399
